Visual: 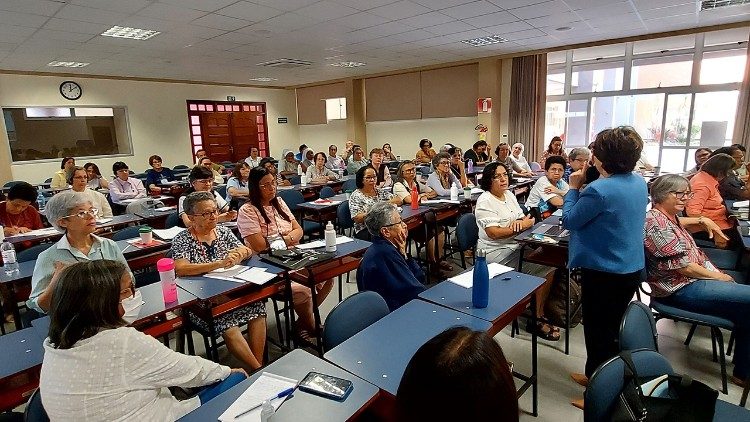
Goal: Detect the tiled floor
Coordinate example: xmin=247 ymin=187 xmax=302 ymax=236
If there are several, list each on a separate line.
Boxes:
xmin=5 ymin=254 xmax=747 ymax=420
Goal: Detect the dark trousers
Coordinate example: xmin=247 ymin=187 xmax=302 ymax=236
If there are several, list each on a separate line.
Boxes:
xmin=580 ymin=268 xmax=641 ymax=377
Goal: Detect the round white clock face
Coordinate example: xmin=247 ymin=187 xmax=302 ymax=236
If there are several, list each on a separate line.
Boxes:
xmin=59 ymin=81 xmax=82 ymax=100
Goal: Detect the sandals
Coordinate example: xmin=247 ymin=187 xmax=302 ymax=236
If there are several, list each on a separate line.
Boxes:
xmin=526 ymin=320 xmax=560 ymax=341
xmin=438 ymin=261 xmax=454 ymax=272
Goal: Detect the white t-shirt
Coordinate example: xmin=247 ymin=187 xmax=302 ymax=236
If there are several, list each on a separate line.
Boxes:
xmin=510 ymin=154 xmax=532 ymax=172
xmin=40 ymin=327 xmax=230 ymax=422
xmin=179 ymin=191 xmax=228 ymax=216
xmin=525 ymin=177 xmax=569 ymax=211
xmin=79 ymin=188 xmax=113 ymax=218
xmin=475 ymin=190 xmax=524 ymax=262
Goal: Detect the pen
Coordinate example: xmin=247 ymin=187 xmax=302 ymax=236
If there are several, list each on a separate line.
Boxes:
xmin=234 ymin=387 xmax=295 ymax=419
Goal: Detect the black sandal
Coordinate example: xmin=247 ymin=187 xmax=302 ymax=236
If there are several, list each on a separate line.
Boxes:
xmin=526 ymin=320 xmax=560 ymax=341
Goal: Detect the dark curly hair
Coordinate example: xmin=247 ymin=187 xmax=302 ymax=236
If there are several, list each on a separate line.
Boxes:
xmin=591 ymin=126 xmax=643 ymax=175
xmin=544 ymin=155 xmax=567 ymax=171
xmin=479 ymin=162 xmax=512 ymax=191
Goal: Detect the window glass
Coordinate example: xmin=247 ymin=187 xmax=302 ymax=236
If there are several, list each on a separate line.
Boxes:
xmin=692 ymin=91 xmax=739 ymax=147
xmin=546 ymin=67 xmax=565 ymax=95
xmin=571 ymin=61 xmax=624 ymax=93
xmin=704 ymin=27 xmax=750 ymax=47
xmin=700 ymin=48 xmax=747 ymax=85
xmin=630 ymin=54 xmax=693 ymax=89
xmin=566 ymin=100 xmax=589 ymax=147
xmin=659 ymin=148 xmax=687 ymax=174
xmin=545 ymin=101 xmax=566 ymax=142
xmin=572 ymin=43 xmax=625 ymax=61
xmin=325 ymin=98 xmax=347 ymax=120
xmin=633 ymin=35 xmax=695 ymax=54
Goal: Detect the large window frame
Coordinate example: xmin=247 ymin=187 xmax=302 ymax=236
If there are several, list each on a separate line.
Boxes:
xmin=546 ymin=30 xmax=748 ymax=173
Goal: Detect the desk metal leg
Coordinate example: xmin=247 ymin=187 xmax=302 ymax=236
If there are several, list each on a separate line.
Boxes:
xmin=565 ymin=269 xmax=570 ymax=355
xmin=531 ymin=294 xmax=538 ymax=416
xmin=305 ymin=269 xmax=324 ymax=356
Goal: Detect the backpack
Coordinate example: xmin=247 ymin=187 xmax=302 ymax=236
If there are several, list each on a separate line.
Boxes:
xmin=544 ymin=268 xmax=582 ymax=328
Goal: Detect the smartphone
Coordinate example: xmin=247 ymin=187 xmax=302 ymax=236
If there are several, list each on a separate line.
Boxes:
xmin=742 ymin=226 xmax=750 ymax=237
xmin=298 ymin=372 xmax=353 ymax=401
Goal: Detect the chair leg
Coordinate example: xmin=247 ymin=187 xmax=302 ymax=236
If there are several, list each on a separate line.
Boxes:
xmin=741 ymin=379 xmax=749 ymax=407
xmin=337 ymin=275 xmax=343 ymax=303
xmin=685 ymin=323 xmax=698 ymax=346
xmin=714 ymin=328 xmax=728 ymax=394
xmin=272 ymin=299 xmax=285 ymax=348
xmin=728 ymin=331 xmax=735 ymax=356
xmin=460 ymin=252 xmax=466 ymax=269
xmin=711 ymin=328 xmax=718 ymax=362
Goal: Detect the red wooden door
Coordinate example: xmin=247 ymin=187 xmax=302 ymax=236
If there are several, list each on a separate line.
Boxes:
xmin=232 ymin=112 xmax=258 ymax=161
xmin=187 ymin=101 xmax=268 ymax=164
xmin=200 ymin=112 xmax=233 ymax=163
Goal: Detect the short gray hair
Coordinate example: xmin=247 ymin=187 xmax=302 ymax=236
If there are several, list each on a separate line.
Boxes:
xmin=365 ymin=202 xmax=398 ymax=236
xmin=650 ymin=174 xmax=689 ymax=204
xmin=431 ymin=151 xmax=451 ymax=168
xmin=66 ymin=166 xmax=86 ymax=184
xmin=45 ymin=191 xmax=93 ymax=231
xmin=183 ymin=191 xmax=216 ymax=216
xmin=568 ymin=147 xmax=590 ymax=161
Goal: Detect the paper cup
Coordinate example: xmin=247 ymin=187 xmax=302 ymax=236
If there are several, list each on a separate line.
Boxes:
xmin=139 ymin=226 xmax=153 ymax=244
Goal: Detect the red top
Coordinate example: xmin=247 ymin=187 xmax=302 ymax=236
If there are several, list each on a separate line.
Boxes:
xmin=687 ymin=171 xmax=731 ymax=230
xmin=0 ymin=201 xmax=43 ymax=231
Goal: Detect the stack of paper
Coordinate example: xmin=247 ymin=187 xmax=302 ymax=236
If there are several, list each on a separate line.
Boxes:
xmin=205 ymin=265 xmax=277 ymax=285
xmin=448 ymin=263 xmax=515 ymax=288
xmin=218 ymin=372 xmax=298 ymax=422
xmin=152 ymin=227 xmax=185 ymax=240
xmin=296 ymin=236 xmax=354 ymax=250
xmin=6 ymin=227 xmax=60 ymax=238
xmin=733 ymin=200 xmax=749 ymax=208
xmin=471 ymin=187 xmax=484 ymax=194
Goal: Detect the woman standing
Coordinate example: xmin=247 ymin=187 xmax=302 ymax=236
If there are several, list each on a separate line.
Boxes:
xmin=350 ymin=166 xmax=402 ymax=239
xmin=539 ymin=136 xmax=568 ymax=166
xmin=306 ymin=152 xmax=339 ymax=183
xmin=238 ymin=167 xmax=333 ymax=343
xmin=226 ymin=162 xmax=251 ymax=206
xmin=382 ymin=143 xmax=397 ymax=161
xmin=426 ymin=152 xmax=462 ymax=196
xmin=562 ymin=127 xmax=648 ymax=386
xmin=172 ymin=192 xmax=264 ymax=370
xmin=84 ymin=162 xmax=109 ymax=189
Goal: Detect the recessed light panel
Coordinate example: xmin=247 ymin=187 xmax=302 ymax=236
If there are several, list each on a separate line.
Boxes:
xmin=101 ymin=26 xmax=160 ymax=40
xmin=47 ymin=61 xmax=90 ymax=68
xmin=329 ymin=61 xmax=366 ymax=68
xmin=249 ymin=77 xmax=278 ymax=82
xmin=460 ymin=35 xmax=509 ymax=47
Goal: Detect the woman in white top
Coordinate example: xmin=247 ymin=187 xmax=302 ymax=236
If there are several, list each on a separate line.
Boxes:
xmin=325 ymin=145 xmax=346 ymax=170
xmin=474 ymin=162 xmax=558 ymax=340
xmin=179 ymin=166 xmax=237 ymax=227
xmin=426 ymin=152 xmax=462 ymax=196
xmin=69 ymin=166 xmax=113 ymax=218
xmin=244 ymin=146 xmax=262 ymax=168
xmin=510 ymin=143 xmax=533 ymax=173
xmin=300 ymin=148 xmax=315 ymax=174
xmin=306 ymin=152 xmax=339 ymax=183
xmin=40 ymin=260 xmax=247 ymax=422
xmin=226 ymin=162 xmax=250 ymax=205
xmin=84 ymin=162 xmax=109 ymax=190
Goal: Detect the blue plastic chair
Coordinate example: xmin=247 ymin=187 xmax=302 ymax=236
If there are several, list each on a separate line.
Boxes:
xmin=319 ymin=186 xmax=335 ymax=199
xmin=278 ymin=189 xmax=321 ymax=238
xmin=164 ymin=212 xmax=181 ymax=229
xmin=287 ymin=175 xmax=301 ymax=186
xmin=112 ymin=225 xmax=144 ymax=241
xmin=455 ymin=213 xmax=478 ymax=269
xmin=2 ymin=181 xmax=24 ymax=189
xmin=342 ymin=178 xmax=357 ymax=192
xmin=418 ymin=166 xmax=433 ymax=176
xmin=322 ymin=291 xmax=389 ymax=352
xmin=336 ymin=201 xmax=354 ymax=236
xmin=174 ymin=165 xmax=189 ymax=170
xmin=24 ymin=388 xmax=49 ymax=422
xmin=17 ymin=243 xmax=53 ymax=262
xmin=702 ymin=247 xmax=740 ymax=271
xmin=215 ymin=185 xmax=227 ymax=201
xmin=619 ymin=300 xmax=658 ymax=352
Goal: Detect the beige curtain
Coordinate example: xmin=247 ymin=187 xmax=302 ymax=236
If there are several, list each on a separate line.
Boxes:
xmin=732 ymin=32 xmax=750 ymax=150
xmin=508 ymin=54 xmax=547 ymax=165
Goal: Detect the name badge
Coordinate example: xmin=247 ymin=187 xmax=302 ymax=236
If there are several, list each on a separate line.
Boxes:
xmin=161 ymin=178 xmax=168 ymax=184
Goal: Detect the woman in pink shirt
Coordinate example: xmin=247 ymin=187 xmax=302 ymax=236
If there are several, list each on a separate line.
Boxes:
xmin=686 ymin=153 xmax=736 ymax=248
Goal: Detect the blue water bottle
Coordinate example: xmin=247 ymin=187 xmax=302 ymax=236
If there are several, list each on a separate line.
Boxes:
xmin=472 ymin=249 xmax=489 ymax=308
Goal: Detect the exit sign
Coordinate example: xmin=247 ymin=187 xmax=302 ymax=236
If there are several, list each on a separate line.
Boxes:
xmin=227 ymin=96 xmax=236 ymax=101
xmin=278 ymin=117 xmax=288 ymax=124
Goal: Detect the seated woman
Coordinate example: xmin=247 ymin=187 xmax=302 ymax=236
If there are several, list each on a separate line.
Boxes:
xmin=357 ymin=202 xmax=425 ymax=311
xmin=382 ymin=143 xmax=397 ymax=161
xmin=496 ymin=143 xmax=534 ymax=178
xmin=51 ymin=157 xmax=75 ymax=189
xmin=300 ymin=148 xmax=315 ymax=174
xmin=226 ymin=162 xmax=250 ymax=208
xmin=426 ymin=152 xmax=462 ymax=196
xmin=306 ymin=152 xmax=339 ymax=183
xmin=237 ymin=167 xmax=333 ymax=342
xmin=463 ymin=140 xmax=489 ymax=165
xmin=84 ymin=162 xmax=109 ymax=189
xmin=325 ymin=145 xmax=346 ymax=170
xmin=244 ymin=146 xmax=262 ymax=168
xmin=564 ymin=148 xmax=590 ymax=182
xmin=179 ymin=166 xmax=237 ymax=228
xmin=525 ymin=155 xmax=569 ymax=220
xmin=686 ymin=153 xmax=737 ymax=248
xmin=475 ymin=162 xmax=558 ymax=340
xmin=280 ymin=149 xmax=299 ymax=176
xmin=539 ymin=136 xmax=568 ymax=166
xmin=645 ymin=174 xmax=750 ymax=387
xmin=684 ymin=148 xmax=712 ymax=178
xmin=510 ymin=143 xmax=533 ymax=173
xmin=69 ymin=166 xmax=113 ymax=218
xmin=260 ymin=157 xmax=291 ymax=187
xmin=145 ymin=154 xmax=176 ymax=194
xmin=710 ymin=146 xmax=750 ymax=200
xmin=109 ymin=161 xmax=146 ymax=207
xmin=173 ymin=192 xmax=263 ymax=370
xmin=40 ymin=260 xmax=246 ymax=421
xmin=197 ymin=157 xmax=225 ymax=185
xmin=27 ymin=191 xmax=130 ymax=316
xmin=397 ymin=327 xmax=519 ymax=421
xmin=415 ymin=138 xmax=436 ymax=164
xmin=346 ymin=147 xmax=368 ymax=175
xmin=0 ymin=182 xmax=43 ymax=236
xmin=369 ymin=148 xmax=392 ymax=187
xmin=350 ymin=166 xmax=402 ymax=240
xmin=448 ymin=146 xmax=469 ymax=187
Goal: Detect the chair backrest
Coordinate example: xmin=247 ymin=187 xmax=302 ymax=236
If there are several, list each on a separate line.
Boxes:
xmin=336 ymin=201 xmax=354 ymax=233
xmin=278 ymin=189 xmax=305 ymax=213
xmin=174 ymin=164 xmax=189 ymax=170
xmin=585 ymin=349 xmax=673 ymax=421
xmin=44 ymin=178 xmax=52 ymax=184
xmin=3 ymin=181 xmax=24 ymax=189
xmin=17 ymin=243 xmax=53 ymax=263
xmin=530 ymin=162 xmax=542 ymax=171
xmin=342 ymin=179 xmax=357 ymax=192
xmin=319 ymin=186 xmax=335 ymax=199
xmin=24 ymin=388 xmax=49 ymax=422
xmin=287 ymin=175 xmax=301 ymax=186
xmin=322 ymin=291 xmax=390 ymax=352
xmin=112 ymin=225 xmax=144 ymax=241
xmin=620 ymin=300 xmax=658 ymax=352
xmin=164 ymin=211 xmax=181 ymax=229
xmin=418 ymin=166 xmax=433 ymax=176
xmin=215 ymin=185 xmax=227 ymax=201
xmin=456 ymin=213 xmax=479 ymax=252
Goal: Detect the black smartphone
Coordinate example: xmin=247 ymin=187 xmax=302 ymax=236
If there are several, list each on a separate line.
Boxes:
xmin=298 ymin=372 xmax=353 ymax=401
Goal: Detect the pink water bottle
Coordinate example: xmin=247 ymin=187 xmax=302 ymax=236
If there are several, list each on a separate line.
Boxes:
xmin=157 ymin=258 xmax=178 ymax=303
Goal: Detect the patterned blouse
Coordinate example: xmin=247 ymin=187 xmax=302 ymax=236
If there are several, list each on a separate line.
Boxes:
xmin=349 ymin=188 xmax=394 ymax=233
xmin=171 ymin=225 xmax=265 ymax=332
xmin=644 ymin=209 xmax=720 ymax=297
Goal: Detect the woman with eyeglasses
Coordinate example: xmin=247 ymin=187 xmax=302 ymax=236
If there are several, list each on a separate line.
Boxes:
xmin=172 ymin=192 xmax=263 ymax=370
xmin=109 ymin=161 xmax=146 ymax=206
xmin=350 ymin=166 xmax=403 ymax=240
xmin=416 ymin=139 xmax=436 ymax=164
xmin=179 ymin=166 xmax=237 ymax=228
xmin=27 ymin=191 xmax=131 ymax=318
xmin=539 ymin=136 xmax=568 ymax=167
xmin=426 ymin=152 xmax=463 ymax=197
xmin=306 ymin=152 xmax=339 ymax=184
xmin=325 ymin=145 xmax=346 ymax=170
xmin=84 ymin=162 xmax=109 ymax=190
xmin=645 ymin=174 xmax=750 ymax=387
xmin=69 ymin=166 xmax=113 ymax=218
xmin=686 ymin=153 xmax=737 ymax=249
xmin=40 ymin=260 xmax=247 ymax=422
xmin=237 ymin=167 xmax=333 ymax=343
xmin=447 ymin=146 xmax=469 ymax=187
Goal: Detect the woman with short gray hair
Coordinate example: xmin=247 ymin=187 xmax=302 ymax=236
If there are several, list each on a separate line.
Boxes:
xmin=564 ymin=148 xmax=591 ymax=182
xmin=27 ymin=190 xmax=130 ymax=316
xmin=645 ymin=173 xmax=750 ymax=387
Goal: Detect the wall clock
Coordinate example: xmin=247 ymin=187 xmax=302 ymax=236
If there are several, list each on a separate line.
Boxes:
xmin=59 ymin=81 xmax=82 ymax=100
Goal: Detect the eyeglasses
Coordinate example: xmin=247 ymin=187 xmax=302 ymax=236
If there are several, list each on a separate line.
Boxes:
xmin=671 ymin=191 xmax=694 ymax=200
xmin=120 ymin=281 xmax=136 ymax=300
xmin=364 ymin=175 xmax=377 ymax=180
xmin=402 ymin=168 xmax=415 ymax=173
xmin=202 ymin=162 xmax=213 ymax=166
xmin=191 ymin=209 xmax=219 ymax=219
xmin=383 ymin=219 xmax=406 ymax=228
xmin=194 ymin=179 xmax=213 ymax=184
xmin=574 ymin=158 xmax=589 ymax=163
xmin=493 ymin=173 xmax=509 ymax=180
xmin=116 ymin=169 xmax=129 ymax=173
xmin=72 ymin=176 xmax=87 ymax=180
xmin=63 ymin=208 xmax=99 ymax=219
xmin=438 ymin=160 xmax=450 ymax=166
xmin=259 ymin=182 xmax=276 ymax=189
xmin=548 ymin=168 xmax=564 ymax=173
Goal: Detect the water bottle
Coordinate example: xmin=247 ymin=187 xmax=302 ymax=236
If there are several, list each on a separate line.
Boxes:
xmin=260 ymin=400 xmax=274 ymax=422
xmin=463 ymin=186 xmax=471 ymax=199
xmin=37 ymin=191 xmax=46 ymax=210
xmin=472 ymin=249 xmax=489 ymax=308
xmin=301 ymin=174 xmax=308 ymax=186
xmin=0 ymin=229 xmax=19 ymax=275
xmin=338 ymin=168 xmax=344 ymax=179
xmin=297 ymin=164 xmax=303 ymax=176
xmin=410 ymin=182 xmax=419 ymax=210
xmin=467 ymin=159 xmax=474 ymax=173
xmin=157 ymin=258 xmax=178 ymax=303
xmin=324 ymin=221 xmax=336 ymax=252
xmin=450 ymin=182 xmax=459 ymax=201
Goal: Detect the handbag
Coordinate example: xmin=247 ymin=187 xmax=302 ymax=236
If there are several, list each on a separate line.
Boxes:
xmin=611 ymin=351 xmax=718 ymax=422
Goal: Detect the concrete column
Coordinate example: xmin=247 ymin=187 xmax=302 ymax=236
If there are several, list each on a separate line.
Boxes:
xmin=344 ymin=78 xmax=367 ymax=149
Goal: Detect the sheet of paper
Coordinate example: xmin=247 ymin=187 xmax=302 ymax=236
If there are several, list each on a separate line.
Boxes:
xmin=152 ymin=227 xmax=185 ymax=240
xmin=5 ymin=227 xmax=60 ymax=238
xmin=470 ymin=187 xmax=484 ymax=194
xmin=96 ymin=218 xmax=113 ymax=224
xmin=552 ymin=209 xmax=563 ymax=216
xmin=235 ymin=268 xmax=277 ymax=285
xmin=218 ymin=372 xmax=298 ymax=422
xmin=155 ymin=206 xmax=175 ymax=212
xmin=421 ymin=199 xmax=460 ymax=205
xmin=448 ymin=263 xmax=514 ymax=289
xmin=119 ymin=198 xmax=138 ymax=204
xmin=207 ymin=264 xmax=248 ymax=274
xmin=296 ymin=236 xmax=354 ymax=250
xmin=733 ymin=200 xmax=749 ymax=208
xmin=312 ymin=199 xmax=342 ymax=206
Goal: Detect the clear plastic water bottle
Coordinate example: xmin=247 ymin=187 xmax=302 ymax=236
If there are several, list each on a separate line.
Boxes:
xmin=325 ymin=221 xmax=336 ymax=252
xmin=472 ymin=249 xmax=489 ymax=308
xmin=297 ymin=164 xmax=303 ymax=176
xmin=450 ymin=182 xmax=459 ymax=201
xmin=0 ymin=229 xmax=19 ymax=275
xmin=467 ymin=159 xmax=474 ymax=173
xmin=37 ymin=191 xmax=46 ymax=210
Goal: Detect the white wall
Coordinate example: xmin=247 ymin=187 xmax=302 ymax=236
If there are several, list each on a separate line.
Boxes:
xmin=297 ymin=119 xmax=347 ymax=155
xmin=365 ymin=116 xmax=479 ymax=159
xmin=0 ymin=73 xmax=299 ymax=184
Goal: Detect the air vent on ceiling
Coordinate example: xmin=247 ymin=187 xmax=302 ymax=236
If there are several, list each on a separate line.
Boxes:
xmin=256 ymin=58 xmax=313 ymax=69
xmin=701 ymin=0 xmax=750 ymax=11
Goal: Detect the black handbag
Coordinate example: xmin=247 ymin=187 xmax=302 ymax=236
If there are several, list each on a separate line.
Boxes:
xmin=611 ymin=351 xmax=718 ymax=422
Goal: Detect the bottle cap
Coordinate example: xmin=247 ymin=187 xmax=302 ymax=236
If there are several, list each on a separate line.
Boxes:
xmin=476 ymin=249 xmax=486 ymax=258
xmin=157 ymin=257 xmax=175 ymax=272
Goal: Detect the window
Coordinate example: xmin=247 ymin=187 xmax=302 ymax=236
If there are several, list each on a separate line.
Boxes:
xmin=2 ymin=106 xmax=132 ymax=162
xmin=546 ymin=68 xmax=565 ymax=96
xmin=325 ymin=98 xmax=346 ymax=120
xmin=630 ymin=54 xmax=693 ymax=89
xmin=571 ymin=61 xmax=624 ymax=93
xmin=700 ymin=49 xmax=746 ymax=85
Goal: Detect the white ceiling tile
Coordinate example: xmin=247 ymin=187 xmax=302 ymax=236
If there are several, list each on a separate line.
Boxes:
xmin=31 ymin=29 xmax=96 ymax=43
xmin=239 ymin=13 xmax=320 ymax=34
xmin=562 ymin=0 xmax=626 ymax=10
xmin=462 ymin=10 xmax=519 ymax=27
xmin=192 ymin=13 xmax=252 ymax=31
xmin=365 ymin=21 xmax=416 ymax=36
xmin=338 ymin=28 xmax=381 ymax=43
xmin=69 ymin=0 xmax=151 ymax=14
xmin=171 ymin=25 xmax=228 ymax=39
xmin=0 ymin=0 xmax=63 ymax=16
xmin=414 ymin=0 xmax=479 ymax=9
xmin=481 ymin=20 xmax=535 ymax=34
xmin=396 ymin=11 xmax=455 ymax=28
xmin=638 ymin=4 xmax=697 ymax=20
xmin=631 ymin=0 xmax=693 ymax=10
xmin=0 ymin=25 xmax=37 ymax=43
xmin=508 ymin=0 xmax=572 ymax=19
xmin=43 ymin=18 xmax=112 ymax=35
xmin=441 ymin=1 xmax=502 ymax=19
xmin=214 ymin=1 xmax=284 ymax=22
xmin=294 ymin=1 xmax=360 ymax=21
xmin=390 ymin=28 xmax=435 ymax=41
xmin=332 ymin=0 xmax=400 ymax=12
xmin=136 ymin=3 xmax=207 ymax=23
xmin=332 ymin=11 xmax=390 ymax=29
xmin=497 ymin=27 xmax=546 ymax=40
xmin=440 ymin=28 xmax=490 ymax=41
xmin=574 ymin=2 xmax=635 ymax=19
xmin=250 ymin=0 xmax=320 ymax=12
xmin=157 ymin=0 xmax=237 ymax=13
xmin=525 ymin=11 xmax=581 ymax=28
xmin=369 ymin=0 xmax=432 ymax=20
xmin=117 ymin=16 xmax=181 ymax=32
xmin=487 ymin=0 xmax=547 ymax=9
xmin=424 ymin=20 xmax=475 ymax=35
xmin=55 ymin=4 xmax=133 ymax=26
xmin=207 ymin=31 xmax=262 ymax=45
xmin=0 ymin=10 xmax=49 ymax=28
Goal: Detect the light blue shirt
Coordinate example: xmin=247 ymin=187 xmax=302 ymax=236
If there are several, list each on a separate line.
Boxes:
xmin=225 ymin=177 xmax=248 ymax=204
xmin=27 ymin=234 xmax=131 ymax=313
xmin=426 ymin=171 xmax=461 ymax=196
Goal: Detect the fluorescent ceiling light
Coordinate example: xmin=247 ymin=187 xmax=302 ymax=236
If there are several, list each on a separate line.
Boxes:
xmin=249 ymin=77 xmax=278 ymax=82
xmin=47 ymin=61 xmax=89 ymax=68
xmin=701 ymin=0 xmax=750 ymax=10
xmin=101 ymin=26 xmax=160 ymax=40
xmin=461 ymin=35 xmax=508 ymax=47
xmin=329 ymin=61 xmax=366 ymax=68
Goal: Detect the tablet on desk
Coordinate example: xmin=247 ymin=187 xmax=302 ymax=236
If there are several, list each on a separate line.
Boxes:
xmin=531 ymin=224 xmax=568 ymax=238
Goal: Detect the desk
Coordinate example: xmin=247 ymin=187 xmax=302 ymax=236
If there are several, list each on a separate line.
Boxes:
xmin=135 ymin=206 xmax=178 ymax=229
xmin=0 ymin=260 xmax=37 ymax=330
xmin=131 ymin=281 xmax=198 ymax=343
xmin=0 ymin=327 xmax=45 ymax=411
xmin=418 ymin=271 xmax=545 ymax=415
xmin=324 ymin=300 xmax=491 ymax=396
xmin=298 ymin=194 xmax=347 ymax=226
xmin=179 ymin=349 xmax=379 ymax=422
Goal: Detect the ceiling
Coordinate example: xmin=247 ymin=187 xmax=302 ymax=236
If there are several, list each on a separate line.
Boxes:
xmin=0 ymin=0 xmax=748 ymax=87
